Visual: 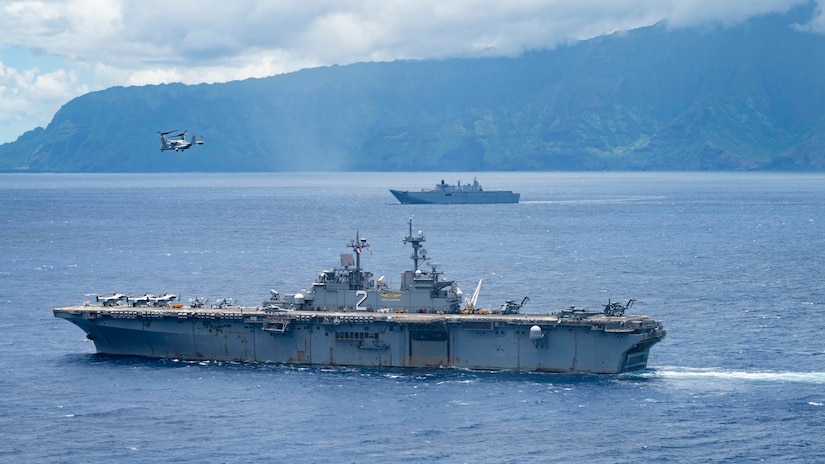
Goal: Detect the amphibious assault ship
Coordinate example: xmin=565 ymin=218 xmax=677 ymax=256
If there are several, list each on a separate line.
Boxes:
xmin=53 ymin=221 xmax=665 ymax=374
xmin=390 ymin=177 xmax=520 ymax=204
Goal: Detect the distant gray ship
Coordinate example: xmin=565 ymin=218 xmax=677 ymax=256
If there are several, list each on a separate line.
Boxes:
xmin=53 ymin=220 xmax=665 ymax=374
xmin=390 ymin=177 xmax=520 ymax=204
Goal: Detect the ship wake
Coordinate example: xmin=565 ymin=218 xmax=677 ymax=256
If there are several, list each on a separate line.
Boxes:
xmin=638 ymin=366 xmax=825 ymax=384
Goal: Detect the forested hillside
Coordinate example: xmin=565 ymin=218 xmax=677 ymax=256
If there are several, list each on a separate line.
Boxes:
xmin=2 ymin=7 xmax=823 ymax=172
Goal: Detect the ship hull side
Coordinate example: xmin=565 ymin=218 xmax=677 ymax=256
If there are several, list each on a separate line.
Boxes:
xmin=448 ymin=324 xmax=656 ymax=373
xmin=390 ymin=190 xmax=519 ymax=205
xmin=55 ymin=309 xmax=663 ymax=374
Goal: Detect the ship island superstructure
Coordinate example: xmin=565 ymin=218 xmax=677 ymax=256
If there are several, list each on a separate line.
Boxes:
xmin=53 ymin=220 xmax=665 ymax=374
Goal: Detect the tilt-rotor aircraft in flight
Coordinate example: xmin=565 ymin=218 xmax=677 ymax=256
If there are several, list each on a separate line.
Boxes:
xmin=158 ymin=130 xmax=204 ymax=151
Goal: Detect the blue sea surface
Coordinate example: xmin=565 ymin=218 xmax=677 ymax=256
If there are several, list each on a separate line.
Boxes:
xmin=1 ymin=172 xmax=823 ymax=463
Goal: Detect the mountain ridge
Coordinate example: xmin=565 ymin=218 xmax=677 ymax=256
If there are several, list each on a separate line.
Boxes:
xmin=2 ymin=5 xmax=823 ymax=172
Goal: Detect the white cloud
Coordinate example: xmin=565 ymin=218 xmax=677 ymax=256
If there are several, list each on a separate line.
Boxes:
xmin=0 ymin=61 xmax=87 ymax=121
xmin=0 ymin=0 xmax=820 ymax=144
xmin=794 ymin=0 xmax=825 ymax=32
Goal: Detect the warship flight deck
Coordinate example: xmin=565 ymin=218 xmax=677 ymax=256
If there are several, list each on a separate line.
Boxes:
xmin=54 ymin=221 xmax=665 ymax=374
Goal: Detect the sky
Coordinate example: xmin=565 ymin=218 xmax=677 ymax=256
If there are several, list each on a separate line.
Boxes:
xmin=0 ymin=0 xmax=823 ymax=145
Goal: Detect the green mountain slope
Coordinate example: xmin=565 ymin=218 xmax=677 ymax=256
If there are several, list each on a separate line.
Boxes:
xmin=2 ymin=6 xmax=824 ymax=172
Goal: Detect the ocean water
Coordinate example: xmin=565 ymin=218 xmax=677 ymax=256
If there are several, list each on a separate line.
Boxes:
xmin=1 ymin=171 xmax=823 ymax=463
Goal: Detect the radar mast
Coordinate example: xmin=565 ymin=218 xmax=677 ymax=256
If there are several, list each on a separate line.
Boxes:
xmin=347 ymin=231 xmax=370 ymax=289
xmin=403 ymin=218 xmax=429 ymax=272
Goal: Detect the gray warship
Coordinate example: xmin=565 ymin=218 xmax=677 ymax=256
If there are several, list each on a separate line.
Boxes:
xmin=53 ymin=221 xmax=665 ymax=374
xmin=390 ymin=177 xmax=520 ymax=204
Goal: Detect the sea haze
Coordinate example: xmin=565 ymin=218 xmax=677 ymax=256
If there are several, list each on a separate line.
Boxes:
xmin=1 ymin=172 xmax=823 ymax=462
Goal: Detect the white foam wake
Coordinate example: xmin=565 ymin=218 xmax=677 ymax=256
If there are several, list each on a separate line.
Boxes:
xmin=641 ymin=367 xmax=825 ymax=384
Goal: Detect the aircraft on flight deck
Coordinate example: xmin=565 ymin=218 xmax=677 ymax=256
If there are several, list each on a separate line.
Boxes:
xmin=96 ymin=292 xmax=127 ymax=306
